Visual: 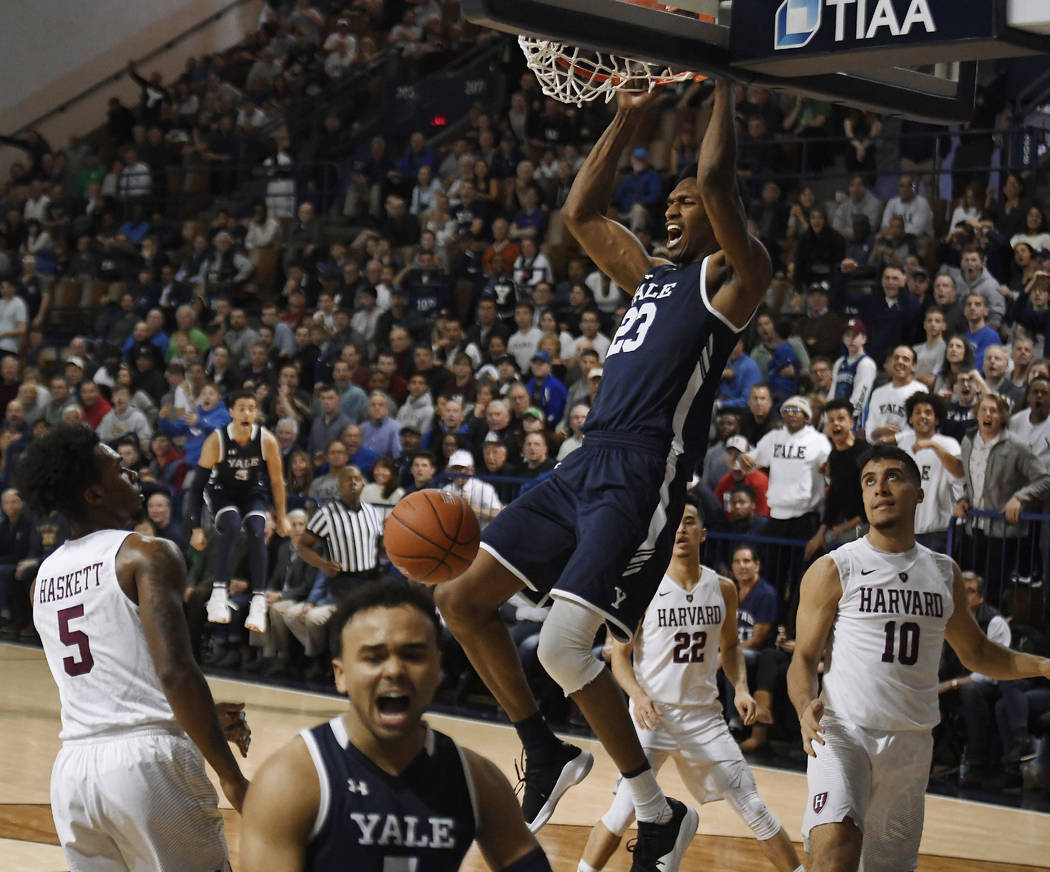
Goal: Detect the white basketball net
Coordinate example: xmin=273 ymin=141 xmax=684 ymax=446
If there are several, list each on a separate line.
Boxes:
xmin=518 ymin=35 xmax=704 ymax=106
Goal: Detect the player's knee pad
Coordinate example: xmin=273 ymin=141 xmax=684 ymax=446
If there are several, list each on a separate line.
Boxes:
xmin=244 ymin=513 xmax=265 ymax=538
xmin=536 ymin=598 xmax=605 ymax=696
xmin=600 ymin=779 xmax=636 ymax=837
xmin=731 ymin=788 xmax=781 ymax=841
xmin=216 ymin=509 xmax=243 ymax=536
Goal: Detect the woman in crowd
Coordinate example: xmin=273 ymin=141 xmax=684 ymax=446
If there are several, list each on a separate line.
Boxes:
xmin=360 ymin=456 xmax=405 ymax=521
xmin=935 ymin=334 xmax=977 ymax=397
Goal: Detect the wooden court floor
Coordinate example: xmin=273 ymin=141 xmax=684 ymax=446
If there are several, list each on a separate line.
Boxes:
xmin=2 ymin=642 xmax=1048 ymax=871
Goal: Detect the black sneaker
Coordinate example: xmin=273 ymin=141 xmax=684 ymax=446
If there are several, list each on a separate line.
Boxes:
xmin=516 ymin=742 xmax=594 ymax=832
xmin=628 ymin=797 xmax=699 ymax=872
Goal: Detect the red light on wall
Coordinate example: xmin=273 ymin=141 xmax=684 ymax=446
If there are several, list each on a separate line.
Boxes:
xmin=431 ymin=115 xmax=447 ymax=126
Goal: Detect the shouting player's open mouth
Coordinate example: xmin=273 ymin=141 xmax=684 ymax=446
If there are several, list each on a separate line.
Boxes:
xmin=375 ymin=693 xmax=413 ymax=727
xmin=666 ymin=223 xmax=683 ymax=248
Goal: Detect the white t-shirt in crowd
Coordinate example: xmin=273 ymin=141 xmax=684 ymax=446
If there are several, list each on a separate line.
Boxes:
xmin=753 ymin=424 xmax=832 ymax=519
xmin=1009 ymin=408 xmax=1050 ymax=468
xmin=896 ymin=430 xmax=964 ymax=534
xmin=865 ymin=380 xmax=928 ymax=440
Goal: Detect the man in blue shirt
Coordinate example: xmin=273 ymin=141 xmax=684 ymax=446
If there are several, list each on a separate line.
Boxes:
xmin=525 ymin=351 xmax=568 ymax=428
xmin=360 ymin=391 xmax=402 ymax=459
xmin=718 ymin=339 xmax=763 ymax=411
xmin=611 ymin=147 xmax=663 ymax=233
xmin=963 ymin=292 xmax=1000 ymax=371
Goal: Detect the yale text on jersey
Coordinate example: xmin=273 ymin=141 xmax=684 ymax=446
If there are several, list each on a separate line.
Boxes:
xmin=349 ymin=812 xmax=456 ymax=849
xmin=37 ymin=562 xmax=104 ymax=604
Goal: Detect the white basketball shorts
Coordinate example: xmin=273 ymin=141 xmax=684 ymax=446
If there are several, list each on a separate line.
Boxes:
xmin=802 ymin=712 xmax=933 ymax=872
xmin=51 ymin=728 xmax=230 ymax=872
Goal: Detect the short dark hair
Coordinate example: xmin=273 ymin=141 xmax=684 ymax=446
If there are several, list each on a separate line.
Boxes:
xmin=824 ymin=398 xmax=854 ymax=418
xmin=332 ymin=577 xmax=441 ymax=644
xmin=15 ymin=423 xmax=101 ymax=519
xmin=411 ymin=450 xmax=436 ymax=465
xmin=731 ymin=542 xmax=759 ymax=562
xmin=227 ymin=389 xmax=255 ymax=407
xmin=730 ymin=484 xmax=757 ymax=502
xmin=858 ymin=443 xmax=921 ymax=485
xmin=905 ymin=391 xmax=945 ymax=427
xmin=682 ymin=491 xmax=704 ymax=526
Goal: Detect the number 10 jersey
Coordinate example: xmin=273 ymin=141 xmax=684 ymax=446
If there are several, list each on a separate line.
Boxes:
xmin=823 ymin=537 xmax=955 ymax=732
xmin=34 ymin=529 xmax=178 ymax=742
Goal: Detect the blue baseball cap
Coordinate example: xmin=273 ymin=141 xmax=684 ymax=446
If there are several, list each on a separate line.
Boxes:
xmin=531 ymin=350 xmax=552 ymax=363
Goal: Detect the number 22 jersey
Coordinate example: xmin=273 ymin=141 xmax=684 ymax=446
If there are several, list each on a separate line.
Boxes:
xmin=822 ymin=537 xmax=955 ymax=731
xmin=583 ymin=257 xmax=744 ymax=459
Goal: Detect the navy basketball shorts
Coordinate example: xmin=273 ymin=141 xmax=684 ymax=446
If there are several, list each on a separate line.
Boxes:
xmin=481 ymin=432 xmax=691 ymax=641
xmin=206 ymin=492 xmax=269 ymax=526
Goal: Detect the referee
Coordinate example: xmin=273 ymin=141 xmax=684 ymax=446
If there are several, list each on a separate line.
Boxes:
xmin=295 ymin=466 xmax=383 ymax=604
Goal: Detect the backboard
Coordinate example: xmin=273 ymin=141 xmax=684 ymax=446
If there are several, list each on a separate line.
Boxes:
xmin=463 ymin=0 xmax=1050 ymax=122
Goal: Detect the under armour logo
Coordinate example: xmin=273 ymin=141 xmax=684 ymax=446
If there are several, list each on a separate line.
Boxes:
xmin=612 ymin=587 xmax=627 ymax=609
xmin=813 ymin=792 xmax=828 ymax=814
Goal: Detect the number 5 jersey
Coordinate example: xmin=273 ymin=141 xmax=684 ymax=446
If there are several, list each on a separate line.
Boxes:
xmin=34 ymin=529 xmax=178 ymax=741
xmin=823 ymin=537 xmax=955 ymax=732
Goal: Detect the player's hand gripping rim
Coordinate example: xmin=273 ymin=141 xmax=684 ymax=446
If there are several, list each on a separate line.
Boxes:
xmin=800 ymin=698 xmax=825 ymax=757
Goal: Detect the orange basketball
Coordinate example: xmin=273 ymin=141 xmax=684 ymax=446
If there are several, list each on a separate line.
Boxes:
xmin=384 ymin=489 xmax=481 ymax=584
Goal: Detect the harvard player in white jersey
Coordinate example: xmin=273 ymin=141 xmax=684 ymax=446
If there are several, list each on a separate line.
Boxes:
xmin=788 ymin=443 xmax=1050 ymax=872
xmin=577 ymin=496 xmax=803 ymax=872
xmin=19 ymin=424 xmax=251 ymax=871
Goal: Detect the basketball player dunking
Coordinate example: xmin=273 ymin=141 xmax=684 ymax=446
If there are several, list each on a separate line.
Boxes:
xmin=240 ymin=578 xmax=552 ymax=872
xmin=578 ymin=495 xmax=803 ymax=872
xmin=19 ymin=425 xmax=251 ymax=871
xmin=187 ymin=389 xmax=289 ymax=634
xmin=789 ymin=443 xmax=1050 ymax=872
xmin=435 ymin=79 xmax=771 ymax=872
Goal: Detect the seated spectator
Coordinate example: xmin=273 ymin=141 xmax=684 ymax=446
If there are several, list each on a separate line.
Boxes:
xmin=714 ymin=435 xmax=770 ymax=518
xmin=881 ymin=174 xmax=934 ymax=253
xmin=442 ymin=449 xmax=502 ymax=528
xmin=982 ymin=344 xmax=1023 ymax=410
xmin=360 ymin=457 xmax=405 ymax=523
xmin=0 ymin=488 xmax=33 ymax=633
xmin=723 ymin=543 xmax=777 ymax=729
xmin=341 ymin=424 xmax=380 ymax=478
xmin=281 ymin=566 xmax=337 ymax=681
xmin=868 ymin=215 xmax=915 ymax=272
xmin=830 ymin=318 xmax=877 ymax=423
xmin=808 ymin=356 xmax=834 ymax=400
xmin=405 ymin=450 xmax=437 ymax=494
xmin=556 ymin=403 xmax=588 ymax=460
xmin=78 ymin=380 xmax=112 ymax=431
xmin=962 ymin=293 xmax=1001 ymax=371
xmin=793 ymin=208 xmax=844 ymax=291
xmin=519 ymin=431 xmax=556 ymax=478
xmin=610 ymin=147 xmax=661 ymax=233
xmin=945 ymin=247 xmax=1008 ymax=330
xmin=832 ymin=175 xmax=884 ymax=240
xmin=738 ymin=384 xmax=779 ymax=447
xmin=308 ymin=440 xmax=350 ymax=503
xmin=397 ymin=373 xmax=435 ymax=435
xmin=795 ymin=282 xmax=843 ymax=361
xmin=525 ymin=350 xmax=567 ymax=428
xmin=1010 ymin=376 xmax=1050 ymax=469
xmin=423 ymin=397 xmax=469 ymax=451
xmin=849 ymin=264 xmax=920 ymax=369
xmin=942 ymin=366 xmax=982 ymax=442
xmin=914 ymin=305 xmax=948 ymax=385
xmin=725 ymin=484 xmax=769 ymax=541
xmin=96 ymin=385 xmax=152 ymax=448
xmin=255 ymin=509 xmax=314 ymax=678
xmin=718 ymin=339 xmax=762 ymax=412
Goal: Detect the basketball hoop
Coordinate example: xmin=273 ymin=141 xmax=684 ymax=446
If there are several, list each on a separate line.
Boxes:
xmin=518 ymin=35 xmax=707 ymax=107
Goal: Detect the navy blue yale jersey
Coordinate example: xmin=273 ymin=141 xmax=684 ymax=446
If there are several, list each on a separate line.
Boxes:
xmin=584 ymin=258 xmax=738 ymax=456
xmin=482 ymin=256 xmax=747 ymax=640
xmin=207 ymin=424 xmax=269 ymax=499
xmin=301 ymin=717 xmax=478 ymax=872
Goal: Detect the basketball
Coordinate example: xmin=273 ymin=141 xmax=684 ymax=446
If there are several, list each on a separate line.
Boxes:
xmin=384 ymin=489 xmax=481 ymax=584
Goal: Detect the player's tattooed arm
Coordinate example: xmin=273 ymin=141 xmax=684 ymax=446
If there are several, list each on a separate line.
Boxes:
xmin=946 ymin=561 xmax=1050 ymax=681
xmin=121 ymin=533 xmax=249 ymax=806
xmin=787 ymin=556 xmax=842 ymax=756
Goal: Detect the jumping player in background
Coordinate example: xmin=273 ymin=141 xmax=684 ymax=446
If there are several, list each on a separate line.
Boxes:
xmin=578 ymin=496 xmax=803 ymax=872
xmin=19 ymin=425 xmax=251 ymax=871
xmin=435 ymin=79 xmax=771 ymax=872
xmin=187 ymin=389 xmax=289 ymax=634
xmin=789 ymin=443 xmax=1050 ymax=872
xmin=240 ymin=578 xmax=551 ymax=872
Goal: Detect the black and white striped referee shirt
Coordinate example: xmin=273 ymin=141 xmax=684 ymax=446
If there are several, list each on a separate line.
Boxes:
xmin=306 ymin=500 xmax=383 ymax=573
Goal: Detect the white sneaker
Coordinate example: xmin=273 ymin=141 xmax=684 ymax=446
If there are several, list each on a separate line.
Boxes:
xmin=206 ymin=586 xmax=231 ymax=624
xmin=245 ymin=593 xmax=268 ymax=634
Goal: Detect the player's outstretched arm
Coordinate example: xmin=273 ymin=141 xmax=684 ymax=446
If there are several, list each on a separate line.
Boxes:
xmin=945 ymin=562 xmax=1050 ymax=681
xmin=718 ymin=577 xmax=756 ymax=725
xmin=186 ymin=430 xmax=220 ymax=550
xmin=262 ymin=428 xmax=290 ymax=535
xmin=120 ymin=533 xmax=250 ymax=808
xmin=240 ymin=736 xmax=318 ymax=872
xmin=787 ymin=556 xmax=842 ymax=757
xmin=699 ymin=80 xmax=772 ymax=328
xmin=561 ymin=90 xmax=665 ymax=294
xmin=463 ymin=748 xmax=552 ymax=871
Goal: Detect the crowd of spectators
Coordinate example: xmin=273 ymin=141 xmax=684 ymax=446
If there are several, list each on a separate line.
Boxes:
xmin=0 ymin=0 xmax=1048 ymax=797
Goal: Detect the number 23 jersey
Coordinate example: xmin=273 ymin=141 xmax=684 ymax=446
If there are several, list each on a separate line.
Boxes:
xmin=634 ymin=566 xmax=726 ymax=709
xmin=583 ymin=257 xmax=744 ymax=458
xmin=822 ymin=537 xmax=955 ymax=732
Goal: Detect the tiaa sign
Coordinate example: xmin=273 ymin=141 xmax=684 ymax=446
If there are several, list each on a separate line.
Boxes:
xmin=774 ymin=0 xmax=936 ymax=50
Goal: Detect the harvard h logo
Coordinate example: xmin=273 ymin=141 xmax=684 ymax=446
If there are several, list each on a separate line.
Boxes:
xmin=813 ymin=792 xmax=828 ymax=814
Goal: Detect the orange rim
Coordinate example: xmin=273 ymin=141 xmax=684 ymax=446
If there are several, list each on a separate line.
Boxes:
xmin=552 ymin=54 xmax=705 ymax=87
